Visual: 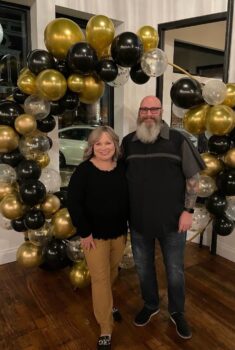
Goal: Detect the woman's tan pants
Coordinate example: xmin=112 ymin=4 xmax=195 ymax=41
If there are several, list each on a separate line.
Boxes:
xmin=84 ymin=235 xmax=126 ymax=334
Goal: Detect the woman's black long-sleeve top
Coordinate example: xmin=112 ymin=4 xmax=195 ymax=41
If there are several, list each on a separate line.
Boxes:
xmin=67 ymin=160 xmax=129 ymax=239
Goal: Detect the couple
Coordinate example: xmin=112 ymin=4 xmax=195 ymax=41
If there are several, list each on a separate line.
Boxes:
xmin=67 ymin=96 xmax=205 ymax=350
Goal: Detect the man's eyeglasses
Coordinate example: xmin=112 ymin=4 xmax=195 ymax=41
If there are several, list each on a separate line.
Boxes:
xmin=139 ymin=107 xmax=161 ymax=114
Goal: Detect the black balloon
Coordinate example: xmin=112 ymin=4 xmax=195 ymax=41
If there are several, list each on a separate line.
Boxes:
xmin=170 ymin=78 xmax=204 ymax=109
xmin=111 ymin=32 xmax=143 ymax=67
xmin=0 ymin=148 xmax=24 ymax=167
xmin=46 ymin=136 xmax=53 ymax=149
xmin=50 ymin=100 xmax=65 ymax=116
xmin=16 ymin=159 xmax=41 ymax=181
xmin=27 ymin=49 xmax=55 ymax=75
xmin=12 ymin=88 xmax=29 ymax=104
xmin=130 ymin=63 xmax=150 ymax=84
xmin=55 ymin=59 xmax=70 ymax=78
xmin=208 ymin=135 xmax=231 ymax=155
xmin=216 ymin=169 xmax=235 ymax=196
xmin=20 ymin=180 xmax=46 ymax=206
xmin=96 ymin=59 xmax=118 ymax=82
xmin=24 ymin=208 xmax=45 ymax=230
xmin=37 ymin=115 xmax=56 ymax=133
xmin=11 ymin=216 xmax=27 ymax=232
xmin=0 ymin=100 xmax=24 ymax=127
xmin=67 ymin=42 xmax=98 ymax=75
xmin=213 ymin=214 xmax=234 ymax=236
xmin=40 ymin=239 xmax=70 ymax=270
xmin=59 ymin=91 xmax=79 ymax=110
xmin=205 ymin=192 xmax=227 ymax=216
xmin=229 ymin=127 xmax=235 ymax=143
xmin=54 ymin=190 xmax=68 ymax=208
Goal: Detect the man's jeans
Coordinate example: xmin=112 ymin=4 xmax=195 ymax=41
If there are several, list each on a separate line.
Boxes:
xmin=131 ymin=229 xmax=186 ymax=314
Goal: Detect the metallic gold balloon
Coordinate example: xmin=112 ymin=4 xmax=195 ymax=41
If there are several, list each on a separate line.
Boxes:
xmin=6 ymin=95 xmax=14 ymax=101
xmin=183 ymin=104 xmax=209 ymax=135
xmin=99 ymin=45 xmax=111 ymax=59
xmin=224 ymin=148 xmax=235 ymax=168
xmin=17 ymin=70 xmax=37 ymax=95
xmin=16 ymin=241 xmax=44 ymax=268
xmin=206 ymin=105 xmax=235 ymax=135
xmin=36 ymin=69 xmax=67 ymax=101
xmin=137 ymin=25 xmax=159 ymax=52
xmin=0 ymin=193 xmax=25 ymax=220
xmin=51 ymin=208 xmax=76 ymax=239
xmin=0 ymin=182 xmax=17 ymax=201
xmin=44 ymin=18 xmax=84 ymax=59
xmin=222 ymin=83 xmax=235 ymax=108
xmin=69 ymin=260 xmax=91 ymax=288
xmin=14 ymin=114 xmax=37 ymax=135
xmin=0 ymin=126 xmax=19 ymax=153
xmin=201 ymin=153 xmax=224 ymax=177
xmin=86 ymin=15 xmax=115 ymax=57
xmin=67 ymin=74 xmax=85 ymax=93
xmin=79 ymin=75 xmax=105 ymax=104
xmin=40 ymin=194 xmax=61 ymax=218
xmin=35 ymin=153 xmax=50 ymax=168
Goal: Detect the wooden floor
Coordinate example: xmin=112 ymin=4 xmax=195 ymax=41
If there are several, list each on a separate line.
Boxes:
xmin=0 ymin=242 xmax=235 ymax=350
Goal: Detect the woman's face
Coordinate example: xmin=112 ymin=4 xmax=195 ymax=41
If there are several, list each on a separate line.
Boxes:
xmin=93 ymin=132 xmax=115 ymax=161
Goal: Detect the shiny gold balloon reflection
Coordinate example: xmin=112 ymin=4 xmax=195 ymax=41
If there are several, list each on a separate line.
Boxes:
xmin=99 ymin=45 xmax=111 ymax=59
xmin=79 ymin=75 xmax=105 ymax=104
xmin=16 ymin=241 xmax=44 ymax=268
xmin=206 ymin=105 xmax=235 ymax=135
xmin=0 ymin=182 xmax=17 ymax=201
xmin=17 ymin=70 xmax=37 ymax=95
xmin=44 ymin=18 xmax=84 ymax=59
xmin=69 ymin=260 xmax=91 ymax=288
xmin=222 ymin=83 xmax=235 ymax=108
xmin=35 ymin=153 xmax=50 ymax=168
xmin=67 ymin=74 xmax=85 ymax=93
xmin=14 ymin=114 xmax=37 ymax=135
xmin=201 ymin=153 xmax=224 ymax=177
xmin=0 ymin=126 xmax=19 ymax=153
xmin=51 ymin=208 xmax=76 ymax=239
xmin=137 ymin=25 xmax=159 ymax=52
xmin=36 ymin=69 xmax=67 ymax=101
xmin=183 ymin=104 xmax=209 ymax=135
xmin=41 ymin=194 xmax=61 ymax=218
xmin=86 ymin=15 xmax=115 ymax=57
xmin=224 ymin=148 xmax=235 ymax=168
xmin=0 ymin=193 xmax=25 ymax=220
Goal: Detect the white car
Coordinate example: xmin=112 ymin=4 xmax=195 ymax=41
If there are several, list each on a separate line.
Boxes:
xmin=59 ymin=125 xmax=94 ymax=167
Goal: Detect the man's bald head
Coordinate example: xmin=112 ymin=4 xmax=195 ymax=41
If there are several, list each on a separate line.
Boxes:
xmin=140 ymin=96 xmax=162 ymax=109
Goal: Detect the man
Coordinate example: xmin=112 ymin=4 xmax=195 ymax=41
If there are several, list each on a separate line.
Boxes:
xmin=121 ymin=96 xmax=205 ymax=339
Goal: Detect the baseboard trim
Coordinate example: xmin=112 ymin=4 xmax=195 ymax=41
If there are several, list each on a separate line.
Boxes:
xmin=0 ymin=247 xmax=17 ymax=265
xmin=216 ymin=241 xmax=235 ymax=263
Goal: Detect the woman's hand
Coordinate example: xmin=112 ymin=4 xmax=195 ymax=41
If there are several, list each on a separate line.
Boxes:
xmin=81 ymin=234 xmax=96 ymax=251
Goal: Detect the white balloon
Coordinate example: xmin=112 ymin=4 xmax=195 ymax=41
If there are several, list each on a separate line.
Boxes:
xmin=39 ymin=168 xmax=61 ymax=193
xmin=202 ymin=79 xmax=227 ymax=105
xmin=141 ymin=48 xmax=168 ymax=77
xmin=172 ymin=104 xmax=188 ymax=119
xmin=0 ymin=24 xmax=3 ymax=45
xmin=107 ymin=65 xmax=129 ymax=87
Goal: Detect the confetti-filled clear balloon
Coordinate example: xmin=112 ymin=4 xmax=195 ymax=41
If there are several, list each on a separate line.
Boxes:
xmin=107 ymin=65 xmax=129 ymax=87
xmin=0 ymin=212 xmax=12 ymax=230
xmin=28 ymin=221 xmax=53 ymax=246
xmin=39 ymin=168 xmax=61 ymax=193
xmin=141 ymin=48 xmax=168 ymax=77
xmin=190 ymin=204 xmax=211 ymax=232
xmin=119 ymin=240 xmax=135 ymax=269
xmin=198 ymin=175 xmax=217 ymax=198
xmin=202 ymin=80 xmax=227 ymax=105
xmin=60 ymin=170 xmax=72 ymax=188
xmin=172 ymin=104 xmax=188 ymax=119
xmin=66 ymin=238 xmax=84 ymax=262
xmin=19 ymin=134 xmax=50 ymax=157
xmin=225 ymin=196 xmax=235 ymax=221
xmin=0 ymin=164 xmax=17 ymax=184
xmin=24 ymin=95 xmax=51 ymax=120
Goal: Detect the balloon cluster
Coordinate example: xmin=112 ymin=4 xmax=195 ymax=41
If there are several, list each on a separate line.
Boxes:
xmin=171 ymin=78 xmax=235 ymax=236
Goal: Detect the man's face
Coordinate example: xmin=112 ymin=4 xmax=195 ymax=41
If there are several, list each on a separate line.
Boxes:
xmin=138 ymin=97 xmax=162 ymax=127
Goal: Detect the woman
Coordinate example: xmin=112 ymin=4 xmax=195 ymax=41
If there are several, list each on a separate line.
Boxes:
xmin=67 ymin=126 xmax=129 ymax=350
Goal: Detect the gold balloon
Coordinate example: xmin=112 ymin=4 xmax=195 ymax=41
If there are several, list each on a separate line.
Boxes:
xmin=99 ymin=45 xmax=111 ymax=59
xmin=79 ymin=75 xmax=105 ymax=104
xmin=67 ymin=74 xmax=85 ymax=93
xmin=0 ymin=182 xmax=17 ymax=201
xmin=206 ymin=105 xmax=235 ymax=135
xmin=16 ymin=241 xmax=44 ymax=268
xmin=224 ymin=148 xmax=235 ymax=168
xmin=183 ymin=104 xmax=209 ymax=135
xmin=201 ymin=153 xmax=224 ymax=177
xmin=222 ymin=83 xmax=235 ymax=108
xmin=86 ymin=15 xmax=115 ymax=57
xmin=35 ymin=152 xmax=50 ymax=168
xmin=69 ymin=260 xmax=91 ymax=288
xmin=44 ymin=18 xmax=84 ymax=59
xmin=137 ymin=25 xmax=159 ymax=52
xmin=0 ymin=193 xmax=25 ymax=220
xmin=36 ymin=69 xmax=67 ymax=101
xmin=17 ymin=70 xmax=37 ymax=95
xmin=14 ymin=114 xmax=37 ymax=135
xmin=0 ymin=126 xmax=19 ymax=153
xmin=41 ymin=194 xmax=61 ymax=218
xmin=51 ymin=208 xmax=76 ymax=239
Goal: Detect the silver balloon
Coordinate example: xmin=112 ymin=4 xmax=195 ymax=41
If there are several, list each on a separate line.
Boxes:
xmin=39 ymin=168 xmax=61 ymax=193
xmin=66 ymin=238 xmax=84 ymax=262
xmin=107 ymin=65 xmax=129 ymax=87
xmin=0 ymin=212 xmax=12 ymax=230
xmin=0 ymin=164 xmax=17 ymax=184
xmin=141 ymin=48 xmax=168 ymax=77
xmin=190 ymin=204 xmax=211 ymax=232
xmin=225 ymin=196 xmax=235 ymax=221
xmin=28 ymin=221 xmax=52 ymax=246
xmin=202 ymin=79 xmax=227 ymax=106
xmin=119 ymin=240 xmax=135 ymax=269
xmin=198 ymin=175 xmax=217 ymax=198
xmin=24 ymin=95 xmax=51 ymax=120
xmin=172 ymin=104 xmax=188 ymax=119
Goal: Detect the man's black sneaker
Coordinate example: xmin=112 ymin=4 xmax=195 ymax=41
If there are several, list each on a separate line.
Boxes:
xmin=97 ymin=335 xmax=111 ymax=350
xmin=112 ymin=307 xmax=122 ymax=322
xmin=170 ymin=312 xmax=192 ymax=339
xmin=134 ymin=306 xmax=160 ymax=326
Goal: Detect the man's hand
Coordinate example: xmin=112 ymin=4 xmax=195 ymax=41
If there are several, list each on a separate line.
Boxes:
xmin=178 ymin=211 xmax=193 ymax=233
xmin=81 ymin=234 xmax=96 ymax=251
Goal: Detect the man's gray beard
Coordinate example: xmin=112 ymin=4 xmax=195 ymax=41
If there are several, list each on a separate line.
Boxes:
xmin=136 ymin=121 xmax=161 ymax=143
